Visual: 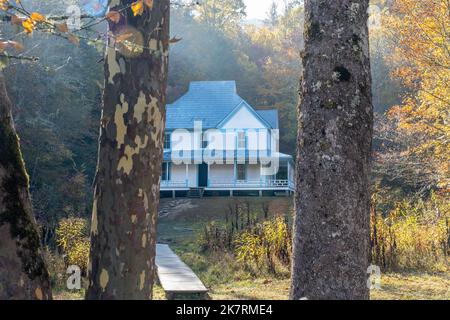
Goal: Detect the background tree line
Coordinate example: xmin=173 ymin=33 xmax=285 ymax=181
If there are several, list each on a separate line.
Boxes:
xmin=2 ymin=0 xmax=447 ymax=249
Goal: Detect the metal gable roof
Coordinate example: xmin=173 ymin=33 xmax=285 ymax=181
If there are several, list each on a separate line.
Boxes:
xmin=256 ymin=109 xmax=279 ymax=129
xmin=166 ymin=81 xmax=278 ymax=130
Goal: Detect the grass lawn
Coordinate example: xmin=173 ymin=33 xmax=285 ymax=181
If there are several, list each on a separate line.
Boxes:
xmin=208 ymin=273 xmax=450 ymax=300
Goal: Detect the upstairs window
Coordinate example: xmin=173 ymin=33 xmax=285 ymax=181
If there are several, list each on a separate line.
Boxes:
xmin=202 ymin=134 xmax=209 ymax=149
xmin=237 ymin=131 xmax=246 ymax=149
xmin=164 ymin=133 xmax=171 ymax=149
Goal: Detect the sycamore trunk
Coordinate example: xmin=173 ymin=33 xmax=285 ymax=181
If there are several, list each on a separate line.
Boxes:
xmin=86 ymin=0 xmax=170 ymax=300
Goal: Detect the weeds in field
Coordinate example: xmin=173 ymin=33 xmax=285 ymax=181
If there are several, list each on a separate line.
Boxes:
xmin=371 ymin=192 xmax=449 ymax=272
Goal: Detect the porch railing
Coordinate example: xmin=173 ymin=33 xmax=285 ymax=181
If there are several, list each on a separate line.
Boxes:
xmin=160 ymin=179 xmax=295 ymax=190
xmin=160 ymin=180 xmax=188 ymax=188
xmin=208 ymin=179 xmax=293 ymax=189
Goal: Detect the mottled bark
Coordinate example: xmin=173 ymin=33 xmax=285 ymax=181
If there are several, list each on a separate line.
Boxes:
xmin=86 ymin=0 xmax=169 ymax=300
xmin=290 ymin=0 xmax=373 ymax=300
xmin=0 ymin=73 xmax=52 ymax=300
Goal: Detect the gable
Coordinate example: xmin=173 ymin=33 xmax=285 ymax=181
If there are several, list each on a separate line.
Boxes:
xmin=166 ymin=81 xmax=242 ymax=130
xmin=219 ymin=103 xmax=269 ymax=129
xmin=165 ymin=81 xmax=277 ymax=130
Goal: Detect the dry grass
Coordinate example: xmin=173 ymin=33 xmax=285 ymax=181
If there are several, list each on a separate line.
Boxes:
xmin=208 ymin=273 xmax=450 ymax=300
xmin=52 ymin=272 xmax=449 ymax=300
xmin=371 ymin=273 xmax=450 ymax=300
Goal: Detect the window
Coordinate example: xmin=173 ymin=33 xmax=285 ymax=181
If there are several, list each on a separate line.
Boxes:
xmin=202 ymin=134 xmax=209 ymax=149
xmin=276 ymin=166 xmax=288 ymax=180
xmin=161 ymin=163 xmax=171 ymax=181
xmin=237 ymin=131 xmax=246 ymax=149
xmin=237 ymin=164 xmax=246 ymax=181
xmin=164 ymin=133 xmax=171 ymax=150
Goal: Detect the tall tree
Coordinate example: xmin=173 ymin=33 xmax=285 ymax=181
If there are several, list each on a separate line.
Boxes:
xmin=196 ymin=0 xmax=246 ymax=31
xmin=0 ymin=73 xmax=52 ymax=300
xmin=290 ymin=0 xmax=373 ymax=300
xmin=265 ymin=1 xmax=279 ymax=26
xmin=86 ymin=0 xmax=170 ymax=300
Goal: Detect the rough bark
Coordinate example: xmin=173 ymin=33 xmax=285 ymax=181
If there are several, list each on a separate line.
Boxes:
xmin=290 ymin=0 xmax=373 ymax=300
xmin=0 ymin=73 xmax=52 ymax=300
xmin=86 ymin=0 xmax=169 ymax=300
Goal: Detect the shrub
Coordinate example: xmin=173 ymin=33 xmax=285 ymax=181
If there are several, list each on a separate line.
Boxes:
xmin=56 ymin=218 xmax=90 ymax=273
xmin=235 ymin=216 xmax=292 ymax=274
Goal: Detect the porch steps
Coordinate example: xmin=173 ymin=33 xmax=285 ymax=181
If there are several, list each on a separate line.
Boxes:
xmin=187 ymin=188 xmax=204 ymax=198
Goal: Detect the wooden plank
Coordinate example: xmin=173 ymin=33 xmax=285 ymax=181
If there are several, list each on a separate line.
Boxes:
xmin=156 ymin=244 xmax=208 ymax=294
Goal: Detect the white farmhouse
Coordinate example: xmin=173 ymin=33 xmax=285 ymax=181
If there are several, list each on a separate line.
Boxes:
xmin=161 ymin=81 xmax=294 ymax=198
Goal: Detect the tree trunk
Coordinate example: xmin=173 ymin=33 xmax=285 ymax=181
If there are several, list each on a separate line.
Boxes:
xmin=86 ymin=0 xmax=170 ymax=300
xmin=290 ymin=0 xmax=373 ymax=300
xmin=0 ymin=73 xmax=52 ymax=300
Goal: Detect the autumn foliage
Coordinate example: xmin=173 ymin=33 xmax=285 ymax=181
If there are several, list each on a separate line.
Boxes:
xmin=383 ymin=0 xmax=449 ymax=191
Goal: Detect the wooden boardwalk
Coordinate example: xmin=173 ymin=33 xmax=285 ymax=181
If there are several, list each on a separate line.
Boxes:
xmin=156 ymin=244 xmax=208 ymax=297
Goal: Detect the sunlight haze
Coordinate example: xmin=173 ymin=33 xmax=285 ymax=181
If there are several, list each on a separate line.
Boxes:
xmin=245 ymin=0 xmax=280 ymax=20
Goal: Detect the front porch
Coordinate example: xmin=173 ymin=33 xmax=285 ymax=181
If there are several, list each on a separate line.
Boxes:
xmin=160 ymin=156 xmax=295 ymax=198
xmin=160 ymin=179 xmax=294 ymax=190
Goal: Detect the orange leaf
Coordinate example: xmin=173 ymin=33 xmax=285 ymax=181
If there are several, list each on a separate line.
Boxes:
xmin=144 ymin=0 xmax=153 ymax=9
xmin=30 ymin=12 xmax=46 ymax=22
xmin=11 ymin=14 xmax=25 ymax=26
xmin=56 ymin=22 xmax=69 ymax=33
xmin=8 ymin=41 xmax=24 ymax=52
xmin=67 ymin=35 xmax=80 ymax=46
xmin=169 ymin=37 xmax=182 ymax=44
xmin=106 ymin=11 xmax=121 ymax=23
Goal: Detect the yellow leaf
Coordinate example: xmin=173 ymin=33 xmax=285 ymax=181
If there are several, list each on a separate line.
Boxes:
xmin=22 ymin=18 xmax=34 ymax=34
xmin=0 ymin=0 xmax=8 ymax=11
xmin=131 ymin=0 xmax=144 ymax=16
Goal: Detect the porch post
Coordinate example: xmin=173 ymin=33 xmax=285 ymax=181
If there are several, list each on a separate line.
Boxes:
xmin=287 ymin=161 xmax=290 ymax=185
xmin=260 ymin=162 xmax=263 ymax=187
xmin=185 ymin=164 xmax=189 ymax=187
xmin=233 ymin=160 xmax=237 ymax=187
